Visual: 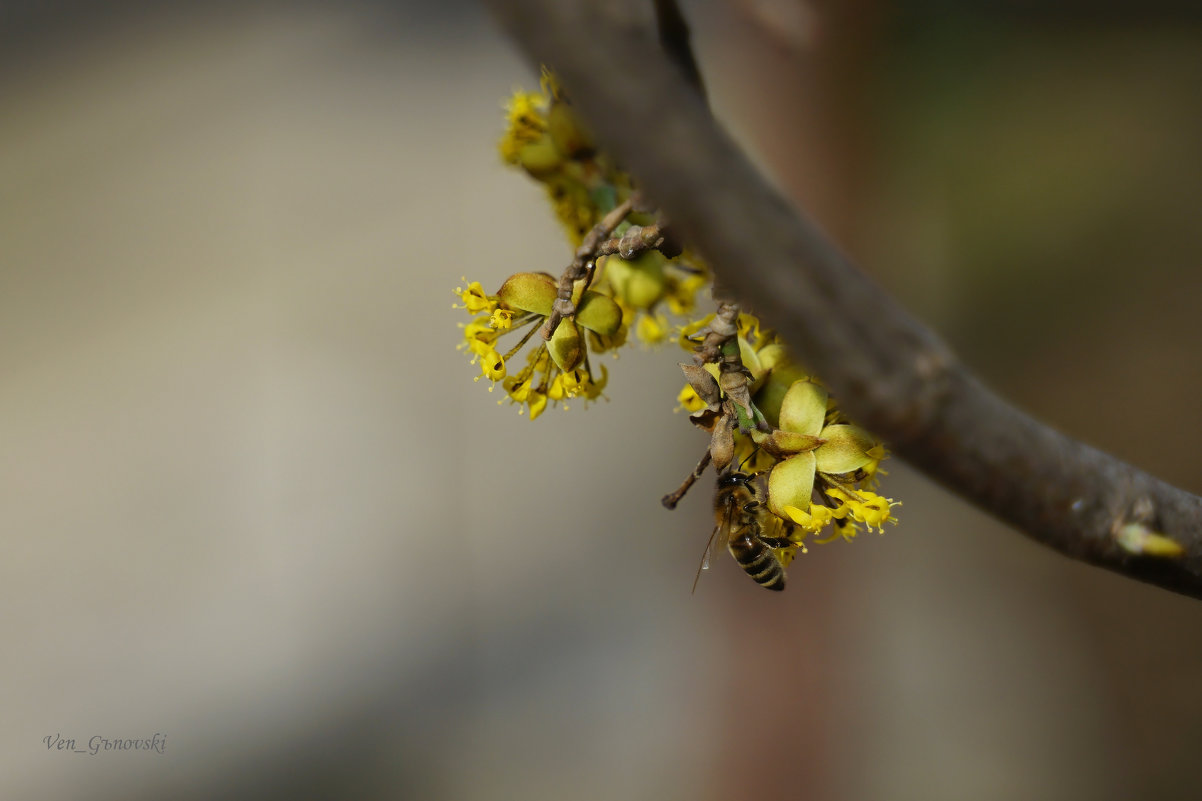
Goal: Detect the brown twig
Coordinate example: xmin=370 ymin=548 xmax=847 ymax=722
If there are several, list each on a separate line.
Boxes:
xmin=662 ymin=449 xmax=712 ymax=509
xmin=594 ymin=223 xmax=665 ymax=260
xmin=485 ymin=0 xmax=1202 ymax=600
xmin=664 ymin=297 xmax=766 ymax=503
xmin=541 ymin=196 xmax=635 ymax=341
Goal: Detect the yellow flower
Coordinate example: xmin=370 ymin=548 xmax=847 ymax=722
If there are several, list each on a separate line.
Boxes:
xmin=498 ymin=90 xmax=548 ymax=164
xmin=635 ymin=313 xmax=669 ymax=344
xmin=763 ymin=379 xmax=882 ymax=519
xmin=546 ymin=177 xmax=597 ymax=246
xmin=665 ymin=272 xmax=708 ymax=316
xmin=454 ymin=281 xmax=497 ymax=314
xmin=677 ymin=385 xmax=706 ymax=414
xmin=781 ymin=503 xmax=835 ymax=534
xmin=490 ymin=308 xmax=516 ymax=330
xmin=548 ymin=368 xmax=581 ymax=399
xmin=459 ymin=273 xmax=621 ymax=418
xmin=763 ymin=380 xmax=827 ymax=519
xmin=583 ymin=364 xmax=608 ymax=400
xmin=676 ymin=315 xmax=713 ymax=351
xmin=476 ymin=347 xmax=506 ymax=383
xmin=845 ymin=491 xmax=900 ymax=533
xmin=506 ymin=375 xmax=534 ymax=403
xmin=527 ymin=390 xmax=549 ymax=420
xmin=737 ymin=313 xmax=761 ymax=342
xmin=458 ymin=318 xmax=500 ymax=357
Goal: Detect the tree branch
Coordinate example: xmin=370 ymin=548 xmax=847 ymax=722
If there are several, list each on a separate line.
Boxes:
xmin=482 ymin=0 xmax=1202 ymax=600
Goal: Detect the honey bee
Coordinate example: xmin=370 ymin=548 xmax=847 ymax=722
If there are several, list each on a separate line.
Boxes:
xmin=696 ymin=471 xmax=793 ymax=592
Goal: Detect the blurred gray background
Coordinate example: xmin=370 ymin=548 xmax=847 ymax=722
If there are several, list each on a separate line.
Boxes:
xmin=3 ymin=1 xmax=1202 ymax=799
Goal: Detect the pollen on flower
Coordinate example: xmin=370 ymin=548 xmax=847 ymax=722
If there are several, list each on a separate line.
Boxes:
xmin=548 ymin=370 xmax=584 ymax=400
xmin=852 ymin=492 xmax=900 ymax=532
xmin=490 ymin=308 xmax=516 ymax=330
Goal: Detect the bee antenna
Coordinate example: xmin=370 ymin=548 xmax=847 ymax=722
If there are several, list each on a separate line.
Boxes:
xmin=737 ymin=446 xmax=761 ymax=473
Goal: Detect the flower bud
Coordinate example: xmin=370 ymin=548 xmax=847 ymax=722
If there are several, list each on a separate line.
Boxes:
xmin=575 ymin=291 xmax=622 ymax=336
xmin=498 ymin=272 xmax=557 ymax=316
xmin=548 ymin=319 xmax=583 ymax=372
xmin=601 ymin=251 xmax=666 ymax=310
xmin=516 ymin=137 xmax=564 ymax=177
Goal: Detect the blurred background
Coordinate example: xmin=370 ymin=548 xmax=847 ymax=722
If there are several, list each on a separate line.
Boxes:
xmin=3 ymin=1 xmax=1202 ymax=799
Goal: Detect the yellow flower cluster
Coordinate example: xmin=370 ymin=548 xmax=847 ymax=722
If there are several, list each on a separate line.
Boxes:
xmin=496 ymin=70 xmax=710 ymax=345
xmin=456 ymin=68 xmax=900 ymax=568
xmin=676 ymin=312 xmax=899 ymax=548
xmin=455 ymin=275 xmax=617 ymax=419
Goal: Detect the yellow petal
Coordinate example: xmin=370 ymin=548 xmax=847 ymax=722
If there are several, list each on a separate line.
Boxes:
xmin=769 ymin=429 xmax=823 ymax=454
xmin=815 ymin=424 xmax=877 ymax=475
xmin=752 ymin=363 xmax=808 ymax=429
xmin=756 ymin=343 xmax=790 ymax=372
xmin=735 ymin=337 xmax=762 ymax=380
xmin=527 ymin=391 xmax=548 ymax=420
xmin=480 ymin=348 xmax=506 ymax=382
xmin=778 ymin=380 xmax=827 ymax=436
xmin=635 ymin=313 xmax=669 ymax=344
xmin=768 ymin=452 xmax=816 ymax=518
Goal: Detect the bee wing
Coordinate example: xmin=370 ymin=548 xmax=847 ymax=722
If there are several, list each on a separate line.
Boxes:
xmin=691 ymin=527 xmax=719 ymax=595
xmin=692 ymin=496 xmax=736 ymax=594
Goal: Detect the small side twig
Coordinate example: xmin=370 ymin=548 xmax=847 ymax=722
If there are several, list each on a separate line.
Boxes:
xmin=663 ymin=299 xmax=766 ymax=506
xmin=541 ymin=196 xmax=636 ymax=341
xmin=595 ymin=222 xmax=665 ymax=260
xmin=695 ymin=301 xmax=761 ymax=435
xmin=662 ymin=449 xmax=712 ymax=509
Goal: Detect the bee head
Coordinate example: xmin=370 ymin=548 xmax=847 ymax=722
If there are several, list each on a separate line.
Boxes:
xmin=716 ymin=471 xmax=752 ymax=490
xmin=715 ymin=471 xmax=760 ymax=514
